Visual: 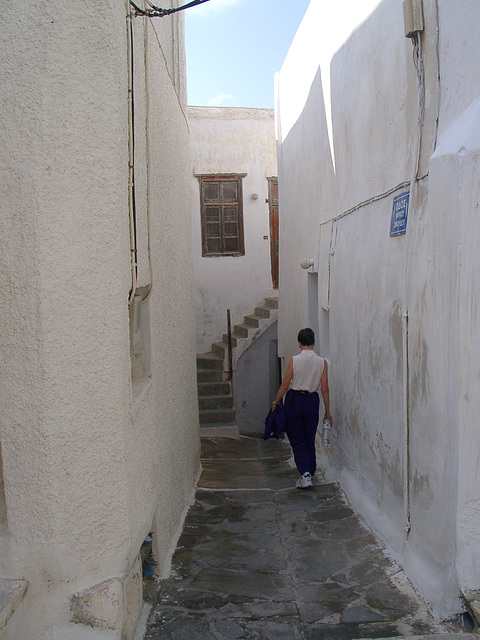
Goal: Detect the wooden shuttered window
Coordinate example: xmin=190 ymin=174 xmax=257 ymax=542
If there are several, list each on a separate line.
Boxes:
xmin=198 ymin=175 xmax=245 ymax=257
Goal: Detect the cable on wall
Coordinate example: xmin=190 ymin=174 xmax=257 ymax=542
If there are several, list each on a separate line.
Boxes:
xmin=127 ymin=1 xmax=138 ymax=305
xmin=127 ymin=4 xmax=156 ymax=304
xmin=410 ymin=31 xmax=425 ymax=183
xmin=130 ymin=0 xmax=210 ymax=19
xmin=402 ymin=7 xmax=426 ymax=539
xmin=141 ymin=14 xmax=153 ymax=302
xmin=433 ymin=0 xmax=441 ymax=150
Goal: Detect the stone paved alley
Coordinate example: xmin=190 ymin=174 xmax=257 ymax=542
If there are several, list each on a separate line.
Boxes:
xmin=142 ymin=435 xmax=476 ymax=640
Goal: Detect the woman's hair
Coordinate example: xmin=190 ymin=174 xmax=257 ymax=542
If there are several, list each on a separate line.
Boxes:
xmin=297 ymin=328 xmax=315 ymax=346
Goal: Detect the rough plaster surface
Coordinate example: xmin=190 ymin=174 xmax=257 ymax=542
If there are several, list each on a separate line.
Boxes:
xmin=189 ymin=107 xmax=277 ymax=352
xmin=275 ymin=0 xmax=480 ymax=618
xmin=0 ymin=2 xmax=199 ymax=638
xmin=70 ymin=557 xmax=142 ymax=634
xmin=0 ymin=579 xmax=28 ymax=629
xmin=71 ymin=579 xmax=124 ymax=631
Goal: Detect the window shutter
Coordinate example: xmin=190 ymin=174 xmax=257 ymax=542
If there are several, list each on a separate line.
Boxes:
xmin=198 ymin=175 xmax=245 ymax=257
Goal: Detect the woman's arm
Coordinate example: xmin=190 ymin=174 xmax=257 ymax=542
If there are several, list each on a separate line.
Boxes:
xmin=271 ymin=357 xmax=294 ymax=410
xmin=320 ymin=360 xmax=333 ymax=425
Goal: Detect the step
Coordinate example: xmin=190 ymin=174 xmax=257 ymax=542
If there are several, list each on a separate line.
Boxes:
xmin=197 ymin=369 xmax=224 ymax=383
xmin=244 ymin=314 xmax=261 ymax=328
xmin=254 ymin=305 xmax=271 ymax=318
xmin=264 ymin=296 xmax=278 ymax=309
xmin=212 ymin=342 xmax=227 ymax=358
xmin=200 ymin=408 xmax=236 ymax=424
xmin=221 ymin=332 xmax=244 ymax=347
xmin=198 ymin=395 xmax=234 ymax=411
xmin=233 ymin=323 xmax=250 ymax=338
xmin=198 ymin=381 xmax=231 ymax=396
xmin=196 ymin=352 xmax=223 ymax=370
xmin=200 ymin=424 xmax=239 ymax=438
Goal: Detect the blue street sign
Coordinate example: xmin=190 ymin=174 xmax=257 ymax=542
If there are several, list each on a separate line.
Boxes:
xmin=390 ymin=191 xmax=410 ymax=237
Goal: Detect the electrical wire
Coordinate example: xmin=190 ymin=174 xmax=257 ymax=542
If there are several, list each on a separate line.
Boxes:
xmin=127 ymin=3 xmax=138 ymax=305
xmin=130 ymin=0 xmax=210 ymax=18
xmin=433 ymin=0 xmax=441 ymax=150
xmin=411 ymin=32 xmax=425 ymax=181
xmin=402 ymin=27 xmax=426 ymax=539
xmin=141 ymin=14 xmax=153 ymax=302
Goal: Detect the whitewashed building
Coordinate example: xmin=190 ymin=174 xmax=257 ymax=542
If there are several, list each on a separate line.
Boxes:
xmin=0 ymin=1 xmax=199 ymax=638
xmin=276 ymin=0 xmax=480 ymax=619
xmin=190 ymin=107 xmax=279 ymax=434
xmin=189 ymin=106 xmax=278 ymax=353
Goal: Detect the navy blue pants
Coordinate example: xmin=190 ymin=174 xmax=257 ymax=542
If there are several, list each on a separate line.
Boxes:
xmin=285 ymin=389 xmax=320 ymax=476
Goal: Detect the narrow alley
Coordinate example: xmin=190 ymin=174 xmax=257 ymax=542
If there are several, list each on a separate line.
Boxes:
xmin=142 ymin=435 xmax=473 ymax=640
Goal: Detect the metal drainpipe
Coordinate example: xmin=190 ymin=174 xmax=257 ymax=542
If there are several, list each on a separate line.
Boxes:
xmin=403 ymin=28 xmax=426 ymax=538
xmin=127 ymin=3 xmax=137 ymax=305
xmin=402 ymin=311 xmax=411 ymax=537
xmin=142 ymin=14 xmax=153 ymax=301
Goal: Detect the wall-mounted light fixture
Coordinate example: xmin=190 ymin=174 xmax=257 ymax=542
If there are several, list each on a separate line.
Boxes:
xmin=251 ymin=193 xmax=259 ymax=200
xmin=300 ymin=258 xmax=315 ymax=270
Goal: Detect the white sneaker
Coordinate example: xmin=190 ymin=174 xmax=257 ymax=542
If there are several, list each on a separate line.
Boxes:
xmin=295 ymin=472 xmax=313 ymax=489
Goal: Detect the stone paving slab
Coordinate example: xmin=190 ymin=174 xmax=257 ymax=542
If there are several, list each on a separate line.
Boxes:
xmin=143 ymin=435 xmax=476 ymax=640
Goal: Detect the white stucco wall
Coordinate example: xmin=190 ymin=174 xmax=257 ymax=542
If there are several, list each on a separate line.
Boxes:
xmin=189 ymin=107 xmax=277 ymax=353
xmin=0 ymin=2 xmax=199 ymax=638
xmin=276 ymin=0 xmax=480 ymax=618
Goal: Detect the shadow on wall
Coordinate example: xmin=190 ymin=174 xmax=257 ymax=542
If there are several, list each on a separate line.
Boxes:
xmin=236 ymin=322 xmax=279 ymax=435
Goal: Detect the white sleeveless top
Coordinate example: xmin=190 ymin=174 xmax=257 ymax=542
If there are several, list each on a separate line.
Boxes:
xmin=291 ymin=350 xmax=325 ymax=393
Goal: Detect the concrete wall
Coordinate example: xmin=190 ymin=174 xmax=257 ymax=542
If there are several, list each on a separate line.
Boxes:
xmin=189 ymin=107 xmax=277 ymax=353
xmin=0 ymin=2 xmax=199 ymax=638
xmin=275 ymin=0 xmax=480 ymax=618
xmin=236 ymin=322 xmax=279 ymax=434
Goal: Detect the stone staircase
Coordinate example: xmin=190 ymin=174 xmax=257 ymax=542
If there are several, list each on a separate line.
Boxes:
xmin=196 ymin=353 xmax=236 ymax=428
xmin=196 ymin=292 xmax=278 ymax=434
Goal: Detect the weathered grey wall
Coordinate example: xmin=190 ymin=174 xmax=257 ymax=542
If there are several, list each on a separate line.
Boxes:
xmin=236 ymin=322 xmax=279 ymax=434
xmin=189 ymin=107 xmax=277 ymax=353
xmin=275 ymin=0 xmax=480 ymax=617
xmin=0 ymin=1 xmax=199 ymax=638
